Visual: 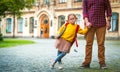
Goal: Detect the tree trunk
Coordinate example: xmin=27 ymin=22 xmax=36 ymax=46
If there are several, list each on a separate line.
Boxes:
xmin=13 ymin=13 xmax=15 ymax=38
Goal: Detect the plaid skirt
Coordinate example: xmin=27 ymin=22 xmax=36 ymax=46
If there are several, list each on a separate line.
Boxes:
xmin=55 ymin=38 xmax=72 ymax=53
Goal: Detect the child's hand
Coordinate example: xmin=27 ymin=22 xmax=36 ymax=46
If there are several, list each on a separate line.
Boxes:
xmin=55 ymin=34 xmax=60 ymax=39
xmin=54 ymin=36 xmax=58 ymax=39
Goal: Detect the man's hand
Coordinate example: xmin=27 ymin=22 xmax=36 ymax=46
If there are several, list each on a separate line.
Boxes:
xmin=106 ymin=20 xmax=111 ymax=30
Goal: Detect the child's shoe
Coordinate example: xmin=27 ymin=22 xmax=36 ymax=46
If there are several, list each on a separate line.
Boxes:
xmin=50 ymin=64 xmax=54 ymax=69
xmin=58 ymin=63 xmax=63 ymax=70
xmin=50 ymin=61 xmax=55 ymax=69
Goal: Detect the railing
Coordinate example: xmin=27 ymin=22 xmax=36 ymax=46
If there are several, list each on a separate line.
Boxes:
xmin=110 ymin=0 xmax=120 ymax=3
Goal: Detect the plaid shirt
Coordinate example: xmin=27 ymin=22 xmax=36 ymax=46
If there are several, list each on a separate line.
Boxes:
xmin=83 ymin=0 xmax=112 ymax=27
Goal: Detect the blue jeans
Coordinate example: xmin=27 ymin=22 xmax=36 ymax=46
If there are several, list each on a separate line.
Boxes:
xmin=55 ymin=50 xmax=66 ymax=63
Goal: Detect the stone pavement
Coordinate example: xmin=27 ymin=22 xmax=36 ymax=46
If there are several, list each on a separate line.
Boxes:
xmin=0 ymin=38 xmax=120 ymax=72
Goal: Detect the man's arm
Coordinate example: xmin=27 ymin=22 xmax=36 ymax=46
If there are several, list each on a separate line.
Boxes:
xmin=105 ymin=0 xmax=112 ymax=17
xmin=83 ymin=0 xmax=88 ymax=19
xmin=105 ymin=0 xmax=112 ymax=30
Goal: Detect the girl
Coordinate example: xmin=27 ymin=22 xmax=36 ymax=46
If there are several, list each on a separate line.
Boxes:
xmin=51 ymin=13 xmax=88 ymax=69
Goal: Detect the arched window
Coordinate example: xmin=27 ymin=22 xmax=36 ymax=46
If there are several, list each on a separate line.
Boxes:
xmin=17 ymin=18 xmax=23 ymax=33
xmin=76 ymin=14 xmax=81 ymax=25
xmin=109 ymin=12 xmax=119 ymax=32
xmin=29 ymin=17 xmax=34 ymax=33
xmin=58 ymin=15 xmax=65 ymax=29
xmin=6 ymin=18 xmax=12 ymax=33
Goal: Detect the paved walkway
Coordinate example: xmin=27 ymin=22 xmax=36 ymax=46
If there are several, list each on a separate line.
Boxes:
xmin=0 ymin=39 xmax=120 ymax=72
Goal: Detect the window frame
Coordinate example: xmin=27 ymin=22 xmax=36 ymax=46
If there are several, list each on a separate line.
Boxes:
xmin=17 ymin=18 xmax=23 ymax=33
xmin=58 ymin=15 xmax=65 ymax=29
xmin=29 ymin=17 xmax=34 ymax=33
xmin=109 ymin=12 xmax=119 ymax=32
xmin=6 ymin=18 xmax=12 ymax=33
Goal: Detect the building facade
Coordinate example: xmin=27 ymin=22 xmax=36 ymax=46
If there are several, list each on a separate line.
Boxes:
xmin=0 ymin=0 xmax=120 ymax=39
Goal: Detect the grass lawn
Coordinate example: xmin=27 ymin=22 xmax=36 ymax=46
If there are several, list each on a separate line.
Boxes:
xmin=0 ymin=38 xmax=35 ymax=48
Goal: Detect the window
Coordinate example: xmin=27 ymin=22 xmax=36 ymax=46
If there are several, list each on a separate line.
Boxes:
xmin=29 ymin=17 xmax=34 ymax=33
xmin=6 ymin=18 xmax=12 ymax=33
xmin=34 ymin=0 xmax=40 ymax=6
xmin=76 ymin=14 xmax=81 ymax=25
xmin=44 ymin=0 xmax=50 ymax=5
xmin=74 ymin=0 xmax=82 ymax=2
xmin=60 ymin=0 xmax=66 ymax=3
xmin=17 ymin=18 xmax=23 ymax=32
xmin=109 ymin=12 xmax=119 ymax=32
xmin=58 ymin=15 xmax=65 ymax=29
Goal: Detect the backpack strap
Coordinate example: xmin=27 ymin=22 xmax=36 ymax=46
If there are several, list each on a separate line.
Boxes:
xmin=57 ymin=22 xmax=69 ymax=39
xmin=65 ymin=22 xmax=69 ymax=27
xmin=71 ymin=25 xmax=79 ymax=47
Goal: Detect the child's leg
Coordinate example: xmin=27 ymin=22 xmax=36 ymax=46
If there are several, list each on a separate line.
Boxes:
xmin=57 ymin=50 xmax=62 ymax=63
xmin=55 ymin=51 xmax=66 ymax=63
xmin=51 ymin=51 xmax=66 ymax=68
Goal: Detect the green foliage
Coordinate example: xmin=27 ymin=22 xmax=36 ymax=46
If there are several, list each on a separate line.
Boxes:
xmin=0 ymin=0 xmax=34 ymax=17
xmin=0 ymin=38 xmax=35 ymax=48
xmin=0 ymin=33 xmax=3 ymax=41
xmin=0 ymin=0 xmax=8 ymax=17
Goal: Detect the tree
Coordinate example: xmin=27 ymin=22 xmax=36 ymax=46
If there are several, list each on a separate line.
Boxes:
xmin=0 ymin=0 xmax=9 ymax=20
xmin=0 ymin=0 xmax=34 ymax=38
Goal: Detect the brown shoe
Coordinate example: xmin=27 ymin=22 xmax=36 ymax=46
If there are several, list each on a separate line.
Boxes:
xmin=79 ymin=64 xmax=90 ymax=69
xmin=100 ymin=64 xmax=107 ymax=69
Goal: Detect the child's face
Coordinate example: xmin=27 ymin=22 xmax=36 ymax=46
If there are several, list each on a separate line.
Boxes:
xmin=68 ymin=15 xmax=77 ymax=24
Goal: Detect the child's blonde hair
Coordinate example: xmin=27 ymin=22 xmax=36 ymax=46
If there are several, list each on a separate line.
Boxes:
xmin=67 ymin=13 xmax=77 ymax=20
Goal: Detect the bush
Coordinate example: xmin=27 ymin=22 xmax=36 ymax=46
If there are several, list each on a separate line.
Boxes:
xmin=0 ymin=33 xmax=3 ymax=41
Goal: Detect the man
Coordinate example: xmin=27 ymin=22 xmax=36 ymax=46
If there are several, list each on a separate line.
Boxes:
xmin=81 ymin=0 xmax=112 ymax=69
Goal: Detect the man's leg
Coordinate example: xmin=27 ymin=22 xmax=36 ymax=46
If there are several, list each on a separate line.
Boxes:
xmin=96 ymin=26 xmax=107 ymax=69
xmin=82 ymin=27 xmax=95 ymax=67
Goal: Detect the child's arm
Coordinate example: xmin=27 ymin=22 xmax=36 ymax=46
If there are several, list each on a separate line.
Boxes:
xmin=77 ymin=27 xmax=88 ymax=35
xmin=55 ymin=24 xmax=65 ymax=39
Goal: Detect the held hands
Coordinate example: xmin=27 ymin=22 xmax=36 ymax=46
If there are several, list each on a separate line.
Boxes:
xmin=85 ymin=21 xmax=92 ymax=28
xmin=84 ymin=18 xmax=92 ymax=28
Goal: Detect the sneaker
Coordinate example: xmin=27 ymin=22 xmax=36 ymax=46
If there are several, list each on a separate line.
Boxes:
xmin=58 ymin=63 xmax=63 ymax=70
xmin=79 ymin=64 xmax=90 ymax=69
xmin=50 ymin=64 xmax=54 ymax=69
xmin=50 ymin=61 xmax=55 ymax=69
xmin=100 ymin=64 xmax=107 ymax=69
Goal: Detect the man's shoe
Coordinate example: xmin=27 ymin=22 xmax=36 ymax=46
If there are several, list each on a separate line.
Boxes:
xmin=100 ymin=64 xmax=107 ymax=69
xmin=79 ymin=64 xmax=90 ymax=69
